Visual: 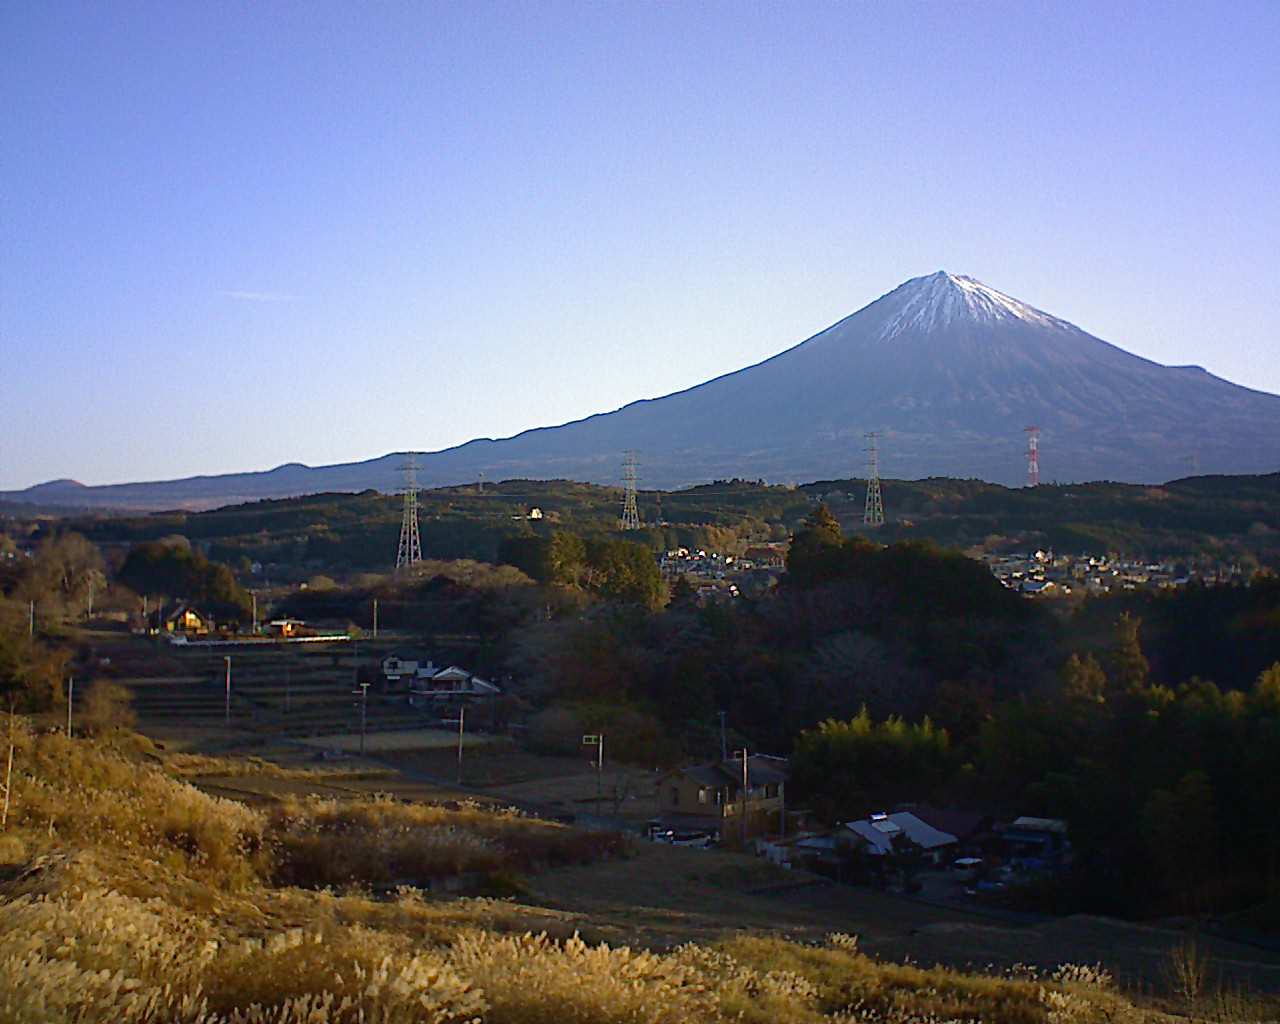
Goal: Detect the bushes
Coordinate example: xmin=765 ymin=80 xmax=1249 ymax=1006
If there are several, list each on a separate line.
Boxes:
xmin=1 ymin=725 xmax=624 ymax=894
xmin=3 ymin=723 xmax=269 ymax=887
xmin=269 ymin=795 xmax=626 ymax=889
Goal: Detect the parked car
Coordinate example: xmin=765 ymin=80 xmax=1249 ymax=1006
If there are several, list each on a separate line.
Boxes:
xmin=650 ymin=828 xmax=714 ymax=849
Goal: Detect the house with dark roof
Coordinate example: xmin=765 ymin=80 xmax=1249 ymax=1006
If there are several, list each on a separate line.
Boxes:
xmin=999 ymin=816 xmax=1070 ymax=869
xmin=409 ymin=665 xmax=501 ymax=702
xmin=656 ymin=756 xmax=788 ymax=840
xmin=905 ymin=806 xmax=995 ymax=852
xmin=380 ymin=650 xmax=434 ymax=688
xmin=153 ymin=603 xmax=211 ymax=635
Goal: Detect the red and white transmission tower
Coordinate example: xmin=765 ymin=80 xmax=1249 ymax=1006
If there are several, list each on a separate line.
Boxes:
xmin=1024 ymin=426 xmax=1041 ymax=488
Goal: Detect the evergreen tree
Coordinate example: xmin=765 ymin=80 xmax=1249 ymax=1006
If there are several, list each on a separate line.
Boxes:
xmin=1111 ymin=612 xmax=1150 ymax=692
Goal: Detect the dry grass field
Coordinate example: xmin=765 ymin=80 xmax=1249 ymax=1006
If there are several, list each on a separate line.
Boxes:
xmin=3 ymin=718 xmax=1280 ymax=1021
xmin=295 ymin=727 xmax=498 ymax=754
xmin=528 ymin=842 xmax=1280 ymax=995
xmin=21 ymin=632 xmax=1275 ymax=1020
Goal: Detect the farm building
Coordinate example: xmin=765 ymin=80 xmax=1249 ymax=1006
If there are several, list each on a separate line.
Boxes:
xmin=655 ymin=755 xmax=788 ymax=841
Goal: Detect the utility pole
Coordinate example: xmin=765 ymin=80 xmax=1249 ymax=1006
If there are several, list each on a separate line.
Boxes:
xmin=456 ymin=704 xmax=465 ymax=784
xmin=251 ymin=592 xmax=258 ymax=634
xmin=2 ymin=706 xmax=15 ymax=830
xmin=352 ymin=682 xmax=370 ymax=756
xmin=372 ymin=599 xmax=378 ymax=638
xmin=583 ymin=734 xmax=604 ymax=815
xmin=718 ymin=710 xmax=727 ymax=762
xmin=66 ymin=678 xmax=74 ymax=739
xmin=441 ymin=705 xmax=467 ymax=784
xmin=224 ymin=656 xmax=232 ymax=726
xmin=28 ymin=601 xmax=34 ymax=637
xmin=734 ymin=747 xmax=749 ymax=847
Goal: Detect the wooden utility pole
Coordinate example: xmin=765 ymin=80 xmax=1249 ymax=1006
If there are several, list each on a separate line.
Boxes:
xmin=456 ymin=704 xmax=465 ymax=784
xmin=224 ymin=656 xmax=232 ymax=726
xmin=372 ymin=599 xmax=378 ymax=638
xmin=583 ymin=734 xmax=604 ymax=816
xmin=66 ymin=678 xmax=74 ymax=739
xmin=1 ymin=707 xmax=15 ymax=830
xmin=352 ymin=683 xmax=370 ymax=756
xmin=734 ymin=748 xmax=749 ymax=847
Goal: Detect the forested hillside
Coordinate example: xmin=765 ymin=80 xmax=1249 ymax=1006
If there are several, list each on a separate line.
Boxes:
xmin=18 ymin=473 xmax=1280 ymax=580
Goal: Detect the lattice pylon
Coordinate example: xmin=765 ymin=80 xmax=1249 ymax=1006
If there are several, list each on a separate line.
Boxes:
xmin=1025 ymin=426 xmax=1040 ymax=488
xmin=396 ymin=455 xmax=423 ymax=570
xmin=863 ymin=432 xmax=884 ymax=527
xmin=619 ymin=451 xmax=642 ymax=531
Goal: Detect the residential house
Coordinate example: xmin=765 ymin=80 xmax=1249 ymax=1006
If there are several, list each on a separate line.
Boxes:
xmin=266 ymin=618 xmax=306 ymax=638
xmin=905 ymin=806 xmax=994 ymax=855
xmin=844 ymin=811 xmax=958 ymax=863
xmin=408 ymin=665 xmax=501 ymax=703
xmin=999 ymin=816 xmax=1070 ymax=869
xmin=757 ymin=830 xmax=842 ymax=871
xmin=155 ymin=604 xmax=211 ymax=635
xmin=656 ymin=755 xmax=788 ymax=841
xmin=381 ymin=650 xmax=433 ymax=688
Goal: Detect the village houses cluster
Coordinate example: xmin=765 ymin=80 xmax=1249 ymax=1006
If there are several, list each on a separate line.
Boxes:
xmin=653 ymin=755 xmax=1069 ymax=896
xmin=982 ymin=549 xmax=1248 ymax=597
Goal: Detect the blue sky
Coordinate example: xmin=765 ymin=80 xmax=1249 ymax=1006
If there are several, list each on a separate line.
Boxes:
xmin=3 ymin=0 xmax=1278 ymax=489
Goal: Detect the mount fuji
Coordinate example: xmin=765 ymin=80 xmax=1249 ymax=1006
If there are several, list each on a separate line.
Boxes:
xmin=7 ymin=271 xmax=1280 ymax=510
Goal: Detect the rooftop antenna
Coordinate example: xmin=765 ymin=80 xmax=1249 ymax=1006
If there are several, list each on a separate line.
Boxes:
xmin=396 ymin=454 xmax=423 ymax=571
xmin=620 ymin=450 xmax=642 ymax=531
xmin=863 ymin=432 xmax=884 ymax=527
xmin=1025 ymin=426 xmax=1041 ymax=488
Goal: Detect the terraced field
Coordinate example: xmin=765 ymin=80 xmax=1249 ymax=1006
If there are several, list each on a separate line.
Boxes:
xmin=104 ymin=634 xmax=497 ymax=753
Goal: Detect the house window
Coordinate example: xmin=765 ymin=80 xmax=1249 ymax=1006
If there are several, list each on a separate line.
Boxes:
xmin=698 ymin=787 xmax=708 ymax=804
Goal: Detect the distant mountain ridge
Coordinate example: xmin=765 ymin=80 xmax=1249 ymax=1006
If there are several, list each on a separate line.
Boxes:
xmin=6 ymin=271 xmax=1280 ymax=511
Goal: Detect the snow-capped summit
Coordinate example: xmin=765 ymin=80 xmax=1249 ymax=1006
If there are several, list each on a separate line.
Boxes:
xmin=877 ymin=271 xmax=1070 ymax=340
xmin=6 ymin=270 xmax=1279 ymax=507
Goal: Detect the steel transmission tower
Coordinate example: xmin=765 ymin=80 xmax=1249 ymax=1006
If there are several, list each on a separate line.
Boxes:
xmin=863 ymin=432 xmax=884 ymax=527
xmin=619 ymin=451 xmax=642 ymax=531
xmin=396 ymin=455 xmax=423 ymax=571
xmin=1025 ymin=426 xmax=1041 ymax=488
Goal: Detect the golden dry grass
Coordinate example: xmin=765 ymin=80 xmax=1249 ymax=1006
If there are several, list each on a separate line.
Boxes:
xmin=2 ymin=718 xmax=1271 ymax=1023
